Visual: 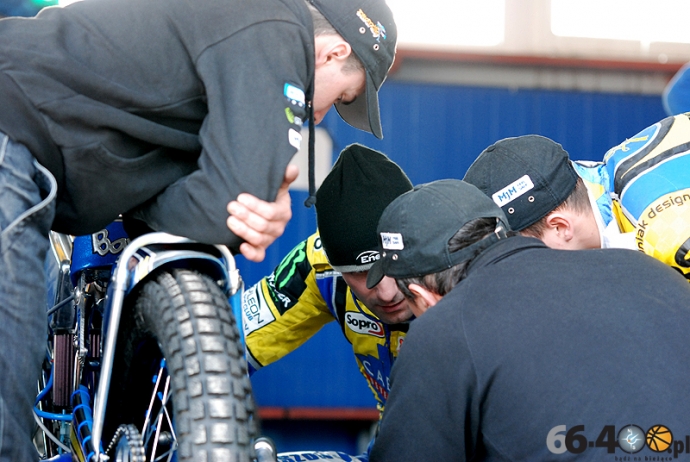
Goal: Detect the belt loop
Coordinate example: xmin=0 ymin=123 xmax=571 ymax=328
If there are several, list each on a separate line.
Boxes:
xmin=0 ymin=132 xmax=9 ymax=165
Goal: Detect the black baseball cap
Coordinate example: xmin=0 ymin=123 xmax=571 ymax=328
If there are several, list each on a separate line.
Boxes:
xmin=366 ymin=180 xmax=509 ymax=289
xmin=310 ymin=0 xmax=397 ymax=139
xmin=316 ymin=143 xmax=412 ymax=273
xmin=463 ymin=135 xmax=579 ymax=231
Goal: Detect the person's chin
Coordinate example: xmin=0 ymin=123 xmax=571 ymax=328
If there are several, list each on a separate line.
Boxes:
xmin=376 ymin=304 xmax=409 ymax=324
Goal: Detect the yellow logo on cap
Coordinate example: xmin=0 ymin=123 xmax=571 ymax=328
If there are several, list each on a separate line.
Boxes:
xmin=357 ymin=9 xmax=386 ymax=41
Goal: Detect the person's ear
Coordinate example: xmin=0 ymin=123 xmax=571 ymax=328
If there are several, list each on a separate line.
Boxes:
xmin=314 ymin=36 xmax=352 ymax=67
xmin=544 ymin=212 xmax=575 ymax=243
xmin=407 ymin=283 xmax=442 ymax=313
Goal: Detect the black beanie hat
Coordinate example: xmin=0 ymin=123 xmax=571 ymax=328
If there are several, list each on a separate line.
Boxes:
xmin=316 ymin=143 xmax=413 ymax=272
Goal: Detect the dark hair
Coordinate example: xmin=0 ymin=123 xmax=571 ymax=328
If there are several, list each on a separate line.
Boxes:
xmin=521 ymin=177 xmax=590 ymax=239
xmin=396 ymin=217 xmax=514 ymax=299
xmin=306 ymin=1 xmax=363 ymax=73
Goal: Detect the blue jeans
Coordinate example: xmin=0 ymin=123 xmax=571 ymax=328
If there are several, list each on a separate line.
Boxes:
xmin=0 ymin=133 xmax=56 ymax=461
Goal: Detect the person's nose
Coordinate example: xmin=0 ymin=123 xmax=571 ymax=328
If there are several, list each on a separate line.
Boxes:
xmin=376 ymin=276 xmax=399 ymax=302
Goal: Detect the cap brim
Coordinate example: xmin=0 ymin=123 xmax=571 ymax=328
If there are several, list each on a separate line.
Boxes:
xmin=335 ymin=72 xmax=383 ymax=139
xmin=366 ymin=258 xmax=386 ymax=289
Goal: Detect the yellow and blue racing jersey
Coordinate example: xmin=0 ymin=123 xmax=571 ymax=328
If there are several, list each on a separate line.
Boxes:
xmin=574 ymin=113 xmax=690 ymax=279
xmin=242 ymin=232 xmax=408 ymax=413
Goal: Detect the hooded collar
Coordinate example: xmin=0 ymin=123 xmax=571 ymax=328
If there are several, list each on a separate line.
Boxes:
xmin=465 ymin=235 xmax=548 ymax=276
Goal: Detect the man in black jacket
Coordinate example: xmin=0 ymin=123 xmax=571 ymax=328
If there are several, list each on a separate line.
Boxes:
xmin=0 ymin=0 xmax=398 ymax=459
xmin=367 ymin=179 xmax=690 ymax=462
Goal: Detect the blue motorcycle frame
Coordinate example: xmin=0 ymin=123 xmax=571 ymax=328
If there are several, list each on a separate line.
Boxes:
xmin=37 ymin=221 xmax=255 ymax=461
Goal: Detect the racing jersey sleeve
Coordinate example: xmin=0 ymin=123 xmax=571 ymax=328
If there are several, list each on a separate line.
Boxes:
xmin=601 ymin=113 xmax=690 ymax=279
xmin=242 ymin=233 xmax=337 ymax=373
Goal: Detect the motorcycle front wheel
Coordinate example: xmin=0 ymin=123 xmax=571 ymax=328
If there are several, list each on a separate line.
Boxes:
xmin=105 ymin=268 xmax=256 ymax=461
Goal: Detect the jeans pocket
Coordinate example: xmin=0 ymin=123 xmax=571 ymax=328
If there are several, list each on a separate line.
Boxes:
xmin=0 ymin=135 xmax=57 ymax=246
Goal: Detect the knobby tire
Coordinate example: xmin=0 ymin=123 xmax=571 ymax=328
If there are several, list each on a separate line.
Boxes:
xmin=106 ymin=268 xmax=256 ymax=461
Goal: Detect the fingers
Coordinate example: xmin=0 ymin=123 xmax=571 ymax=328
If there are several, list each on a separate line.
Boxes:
xmin=226 ymin=209 xmax=275 ymax=244
xmin=227 ymin=194 xmax=291 ymax=235
xmin=283 ymin=163 xmax=300 ymax=185
xmin=226 ymin=214 xmax=267 ymax=262
xmin=239 ymin=242 xmax=265 ymax=263
xmin=226 ymin=201 xmax=285 ymax=263
xmin=225 ymin=164 xmax=299 ymax=262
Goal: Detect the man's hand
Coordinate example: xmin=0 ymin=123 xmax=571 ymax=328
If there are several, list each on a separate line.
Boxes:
xmin=226 ymin=164 xmax=299 ymax=262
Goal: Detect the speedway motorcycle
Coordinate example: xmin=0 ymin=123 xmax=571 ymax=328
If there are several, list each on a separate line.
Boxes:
xmin=35 ymin=220 xmax=256 ymax=461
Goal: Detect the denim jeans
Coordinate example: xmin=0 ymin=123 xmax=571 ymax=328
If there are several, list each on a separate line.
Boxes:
xmin=0 ymin=133 xmax=56 ymax=461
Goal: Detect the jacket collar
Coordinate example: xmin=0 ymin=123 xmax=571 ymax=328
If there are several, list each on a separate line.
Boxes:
xmin=465 ymin=235 xmax=547 ymax=276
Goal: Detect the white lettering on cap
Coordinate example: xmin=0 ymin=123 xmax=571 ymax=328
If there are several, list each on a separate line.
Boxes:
xmin=356 ymin=250 xmax=380 ymax=265
xmin=492 ymin=175 xmax=534 ymax=207
xmin=380 ymin=232 xmax=403 ymax=250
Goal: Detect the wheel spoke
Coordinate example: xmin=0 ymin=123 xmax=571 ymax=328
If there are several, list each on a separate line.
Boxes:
xmin=142 ymin=361 xmax=166 ymax=439
xmin=140 ymin=365 xmax=177 ymax=461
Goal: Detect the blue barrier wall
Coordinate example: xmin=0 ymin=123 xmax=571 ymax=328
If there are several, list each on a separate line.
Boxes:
xmin=239 ymin=80 xmax=667 ymax=454
xmin=239 ymin=80 xmax=667 ymax=291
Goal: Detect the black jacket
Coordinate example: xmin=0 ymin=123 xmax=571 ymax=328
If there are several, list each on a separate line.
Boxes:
xmin=0 ymin=0 xmax=313 ymax=247
xmin=371 ymin=236 xmax=690 ymax=461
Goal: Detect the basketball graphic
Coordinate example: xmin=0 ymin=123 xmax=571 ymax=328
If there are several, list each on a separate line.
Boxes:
xmin=646 ymin=425 xmax=673 ymax=452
